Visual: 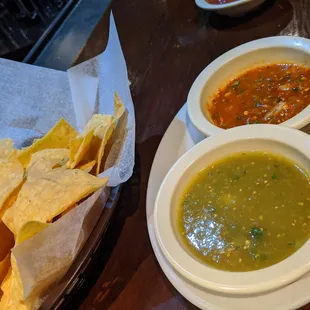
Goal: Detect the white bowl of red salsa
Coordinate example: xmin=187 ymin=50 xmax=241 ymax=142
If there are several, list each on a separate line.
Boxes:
xmin=195 ymin=0 xmax=266 ymax=16
xmin=187 ymin=36 xmax=310 ymax=137
xmin=154 ymin=124 xmax=310 ymax=295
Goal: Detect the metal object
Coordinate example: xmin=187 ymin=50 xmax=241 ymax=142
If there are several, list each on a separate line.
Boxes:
xmin=0 ymin=0 xmax=75 ymax=60
xmin=26 ymin=0 xmax=113 ymax=71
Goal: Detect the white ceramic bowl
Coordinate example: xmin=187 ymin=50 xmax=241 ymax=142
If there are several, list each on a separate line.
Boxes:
xmin=187 ymin=36 xmax=310 ymax=137
xmin=154 ymin=124 xmax=310 ymax=295
xmin=195 ymin=0 xmax=266 ymax=16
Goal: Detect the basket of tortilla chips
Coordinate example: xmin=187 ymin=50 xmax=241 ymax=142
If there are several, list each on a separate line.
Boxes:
xmin=0 ymin=12 xmax=135 ymax=309
xmin=0 ymin=94 xmax=129 ymax=309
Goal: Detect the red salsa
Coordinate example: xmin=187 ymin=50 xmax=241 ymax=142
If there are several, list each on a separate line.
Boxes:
xmin=208 ymin=64 xmax=310 ymax=129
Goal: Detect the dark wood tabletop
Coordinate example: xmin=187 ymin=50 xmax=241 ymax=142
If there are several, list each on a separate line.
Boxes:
xmin=72 ymin=0 xmax=310 ymax=309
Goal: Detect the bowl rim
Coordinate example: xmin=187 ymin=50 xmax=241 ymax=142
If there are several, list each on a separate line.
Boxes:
xmin=187 ymin=36 xmax=310 ymax=137
xmin=154 ymin=124 xmax=310 ymax=295
xmin=195 ymin=0 xmax=258 ymax=10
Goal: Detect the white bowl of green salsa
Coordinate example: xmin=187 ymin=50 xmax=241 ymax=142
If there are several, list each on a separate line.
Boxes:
xmin=154 ymin=124 xmax=310 ymax=295
xmin=187 ymin=36 xmax=310 ymax=137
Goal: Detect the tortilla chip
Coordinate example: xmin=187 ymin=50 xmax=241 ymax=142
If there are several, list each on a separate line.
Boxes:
xmin=0 ymin=222 xmax=14 ymax=262
xmin=0 ymin=139 xmax=15 ymax=162
xmin=28 ymin=149 xmax=70 ymax=168
xmin=60 ymin=203 xmax=77 ymax=217
xmin=69 ymin=115 xmax=116 ymax=169
xmin=81 ymin=115 xmax=116 ymax=175
xmin=85 ymin=115 xmax=115 ymax=138
xmin=69 ymin=130 xmax=94 ymax=168
xmin=0 ymin=181 xmax=25 ymax=219
xmin=2 ymin=168 xmax=108 ymax=235
xmin=0 ymin=222 xmax=14 ymax=294
xmin=0 ymin=222 xmax=49 ymax=308
xmin=0 ymin=159 xmax=24 ymax=215
xmin=0 ymin=266 xmax=10 ymax=290
xmin=68 ymin=137 xmax=82 ymax=168
xmin=0 ymin=255 xmax=10 ymax=288
xmin=103 ymin=110 xmax=128 ymax=171
xmin=0 ymin=267 xmax=12 ymax=308
xmin=16 ymin=222 xmax=50 ymax=246
xmin=0 ymin=258 xmax=41 ymax=310
xmin=0 ymin=256 xmax=28 ymax=310
xmin=26 ymin=149 xmax=70 ymax=177
xmin=54 ymin=157 xmax=69 ymax=168
xmin=17 ymin=119 xmax=78 ymax=168
xmin=95 ymin=122 xmax=116 ymax=175
xmin=76 ymin=160 xmax=96 ymax=173
xmin=114 ymin=93 xmax=126 ymax=121
xmin=95 ymin=94 xmax=126 ymax=175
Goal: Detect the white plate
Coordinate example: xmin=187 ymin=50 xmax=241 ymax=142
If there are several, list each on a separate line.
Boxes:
xmin=146 ymin=104 xmax=310 ymax=310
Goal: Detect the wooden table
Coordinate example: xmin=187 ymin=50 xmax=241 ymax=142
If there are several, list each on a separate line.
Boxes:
xmin=75 ymin=0 xmax=310 ymax=309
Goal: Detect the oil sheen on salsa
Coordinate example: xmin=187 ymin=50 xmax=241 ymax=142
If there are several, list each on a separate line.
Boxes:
xmin=208 ymin=64 xmax=310 ymax=129
xmin=177 ymin=152 xmax=310 ymax=271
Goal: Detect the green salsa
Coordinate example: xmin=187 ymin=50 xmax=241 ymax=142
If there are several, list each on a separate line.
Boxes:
xmin=177 ymin=152 xmax=310 ymax=271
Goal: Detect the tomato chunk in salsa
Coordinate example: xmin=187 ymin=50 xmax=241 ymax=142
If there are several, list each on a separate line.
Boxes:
xmin=208 ymin=64 xmax=310 ymax=129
